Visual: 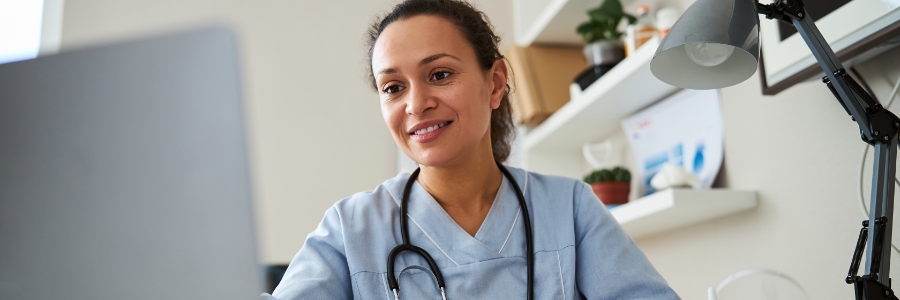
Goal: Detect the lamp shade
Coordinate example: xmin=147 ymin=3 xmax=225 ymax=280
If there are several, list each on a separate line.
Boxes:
xmin=650 ymin=0 xmax=760 ymax=89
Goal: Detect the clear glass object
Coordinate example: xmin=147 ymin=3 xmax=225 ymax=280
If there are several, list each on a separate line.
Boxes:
xmin=709 ymin=269 xmax=810 ymax=300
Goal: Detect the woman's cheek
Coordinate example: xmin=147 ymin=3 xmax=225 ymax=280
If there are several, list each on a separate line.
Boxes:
xmin=380 ymin=99 xmax=397 ymax=120
xmin=382 ymin=104 xmax=405 ymax=139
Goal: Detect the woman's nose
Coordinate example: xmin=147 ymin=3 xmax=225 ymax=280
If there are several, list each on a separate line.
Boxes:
xmin=404 ymin=84 xmax=437 ymax=115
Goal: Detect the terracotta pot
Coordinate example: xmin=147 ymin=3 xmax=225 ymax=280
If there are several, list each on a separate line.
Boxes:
xmin=591 ymin=182 xmax=630 ymax=205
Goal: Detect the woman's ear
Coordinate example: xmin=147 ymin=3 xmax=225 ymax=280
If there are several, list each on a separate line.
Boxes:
xmin=489 ymin=59 xmax=509 ymax=110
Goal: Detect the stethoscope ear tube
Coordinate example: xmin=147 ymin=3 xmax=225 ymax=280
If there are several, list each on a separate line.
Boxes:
xmin=497 ymin=163 xmax=534 ymax=300
xmin=388 ymin=167 xmax=447 ymax=297
xmin=399 ymin=168 xmax=419 ymax=245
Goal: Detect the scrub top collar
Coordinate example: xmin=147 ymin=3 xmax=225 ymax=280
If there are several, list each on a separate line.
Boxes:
xmin=386 ymin=169 xmax=526 ymax=266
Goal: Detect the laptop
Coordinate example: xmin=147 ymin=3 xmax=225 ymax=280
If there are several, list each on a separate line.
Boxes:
xmin=0 ymin=27 xmax=263 ymax=299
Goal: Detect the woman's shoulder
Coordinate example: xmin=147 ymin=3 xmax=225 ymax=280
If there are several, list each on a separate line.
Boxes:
xmin=328 ymin=172 xmax=410 ymax=219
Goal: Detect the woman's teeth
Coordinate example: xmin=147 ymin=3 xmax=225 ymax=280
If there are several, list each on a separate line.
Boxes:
xmin=414 ymin=122 xmax=449 ymax=135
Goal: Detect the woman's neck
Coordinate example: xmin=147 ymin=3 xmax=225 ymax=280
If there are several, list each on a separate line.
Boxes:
xmin=416 ymin=141 xmax=502 ymax=236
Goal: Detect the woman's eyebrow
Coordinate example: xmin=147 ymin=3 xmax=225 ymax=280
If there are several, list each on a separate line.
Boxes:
xmin=420 ymin=53 xmax=460 ymax=66
xmin=376 ymin=53 xmax=460 ymax=76
xmin=378 ymin=68 xmax=399 ymax=76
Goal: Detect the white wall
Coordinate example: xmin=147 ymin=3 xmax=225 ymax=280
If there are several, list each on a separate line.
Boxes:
xmin=635 ymin=47 xmax=900 ymax=299
xmin=59 ymin=0 xmax=513 ymax=265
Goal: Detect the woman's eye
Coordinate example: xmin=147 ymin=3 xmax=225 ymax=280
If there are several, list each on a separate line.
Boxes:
xmin=431 ymin=71 xmax=451 ymax=81
xmin=383 ymin=85 xmax=404 ymax=94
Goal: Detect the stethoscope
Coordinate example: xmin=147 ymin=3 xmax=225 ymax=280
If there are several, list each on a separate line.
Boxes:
xmin=386 ymin=162 xmax=534 ymax=300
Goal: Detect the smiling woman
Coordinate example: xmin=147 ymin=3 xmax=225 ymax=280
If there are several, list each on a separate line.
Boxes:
xmin=367 ymin=4 xmax=515 ymax=168
xmin=372 ymin=20 xmax=504 ymax=168
xmin=264 ymin=0 xmax=681 ymax=299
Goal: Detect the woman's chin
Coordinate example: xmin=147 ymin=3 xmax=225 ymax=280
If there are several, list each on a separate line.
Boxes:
xmin=409 ymin=149 xmax=458 ymax=168
xmin=411 ymin=156 xmax=451 ymax=168
xmin=406 ymin=140 xmax=491 ymax=168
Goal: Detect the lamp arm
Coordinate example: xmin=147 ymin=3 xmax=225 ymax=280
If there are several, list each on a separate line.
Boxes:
xmin=759 ymin=0 xmax=882 ymax=140
xmin=756 ymin=1 xmax=900 ymax=299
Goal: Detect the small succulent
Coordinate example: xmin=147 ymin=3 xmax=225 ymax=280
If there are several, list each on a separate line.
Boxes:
xmin=583 ymin=166 xmax=631 ymax=184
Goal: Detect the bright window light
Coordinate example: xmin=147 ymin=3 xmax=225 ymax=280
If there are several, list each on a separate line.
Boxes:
xmin=0 ymin=0 xmax=44 ymax=64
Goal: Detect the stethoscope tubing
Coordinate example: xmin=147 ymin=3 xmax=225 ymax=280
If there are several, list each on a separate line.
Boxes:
xmin=386 ymin=162 xmax=534 ymax=300
xmin=499 ymin=163 xmax=534 ymax=300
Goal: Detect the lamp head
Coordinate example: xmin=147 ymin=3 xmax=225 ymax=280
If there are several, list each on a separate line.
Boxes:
xmin=650 ymin=0 xmax=761 ymax=89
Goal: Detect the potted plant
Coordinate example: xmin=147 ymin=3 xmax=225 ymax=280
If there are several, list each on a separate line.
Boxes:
xmin=583 ymin=166 xmax=631 ymax=205
xmin=573 ymin=0 xmax=636 ymax=90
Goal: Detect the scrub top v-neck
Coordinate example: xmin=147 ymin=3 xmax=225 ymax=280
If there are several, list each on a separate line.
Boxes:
xmin=401 ymin=171 xmax=523 ymax=264
xmin=267 ymin=166 xmax=681 ymax=300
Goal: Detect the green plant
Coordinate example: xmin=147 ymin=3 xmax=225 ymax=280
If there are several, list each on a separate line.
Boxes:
xmin=583 ymin=166 xmax=631 ymax=184
xmin=576 ymin=0 xmax=637 ymax=44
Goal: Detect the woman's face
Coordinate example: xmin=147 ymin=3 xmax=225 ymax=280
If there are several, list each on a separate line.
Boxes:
xmin=372 ymin=15 xmax=507 ymax=168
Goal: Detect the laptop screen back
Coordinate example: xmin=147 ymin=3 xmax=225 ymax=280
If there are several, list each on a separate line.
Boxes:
xmin=0 ymin=27 xmax=262 ymax=299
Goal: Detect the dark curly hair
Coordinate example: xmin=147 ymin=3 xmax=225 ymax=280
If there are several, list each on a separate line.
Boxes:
xmin=366 ymin=0 xmax=516 ymax=163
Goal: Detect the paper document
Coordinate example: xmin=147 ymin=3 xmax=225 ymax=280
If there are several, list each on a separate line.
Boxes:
xmin=621 ymin=89 xmax=724 ymax=196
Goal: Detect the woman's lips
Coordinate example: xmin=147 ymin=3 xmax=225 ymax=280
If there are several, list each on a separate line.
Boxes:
xmin=410 ymin=121 xmax=450 ymax=143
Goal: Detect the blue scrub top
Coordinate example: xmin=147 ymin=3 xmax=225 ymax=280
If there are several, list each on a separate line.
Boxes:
xmin=265 ymin=166 xmax=680 ymax=299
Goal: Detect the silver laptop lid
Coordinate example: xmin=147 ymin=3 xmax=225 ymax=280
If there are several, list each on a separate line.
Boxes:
xmin=0 ymin=27 xmax=262 ymax=299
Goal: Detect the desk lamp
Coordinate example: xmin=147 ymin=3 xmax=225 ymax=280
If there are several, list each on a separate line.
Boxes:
xmin=651 ymin=0 xmax=900 ymax=299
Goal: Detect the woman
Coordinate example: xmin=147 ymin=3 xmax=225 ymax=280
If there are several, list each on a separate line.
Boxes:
xmin=266 ymin=0 xmax=680 ymax=299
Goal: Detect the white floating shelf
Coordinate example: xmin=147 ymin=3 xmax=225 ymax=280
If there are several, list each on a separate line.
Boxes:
xmin=515 ymin=0 xmax=596 ymax=46
xmin=610 ymin=189 xmax=758 ymax=239
xmin=514 ymin=0 xmax=646 ymax=46
xmin=523 ymin=38 xmax=678 ymax=152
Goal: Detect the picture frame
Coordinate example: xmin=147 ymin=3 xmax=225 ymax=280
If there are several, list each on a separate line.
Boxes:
xmin=759 ymin=0 xmax=900 ymax=95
